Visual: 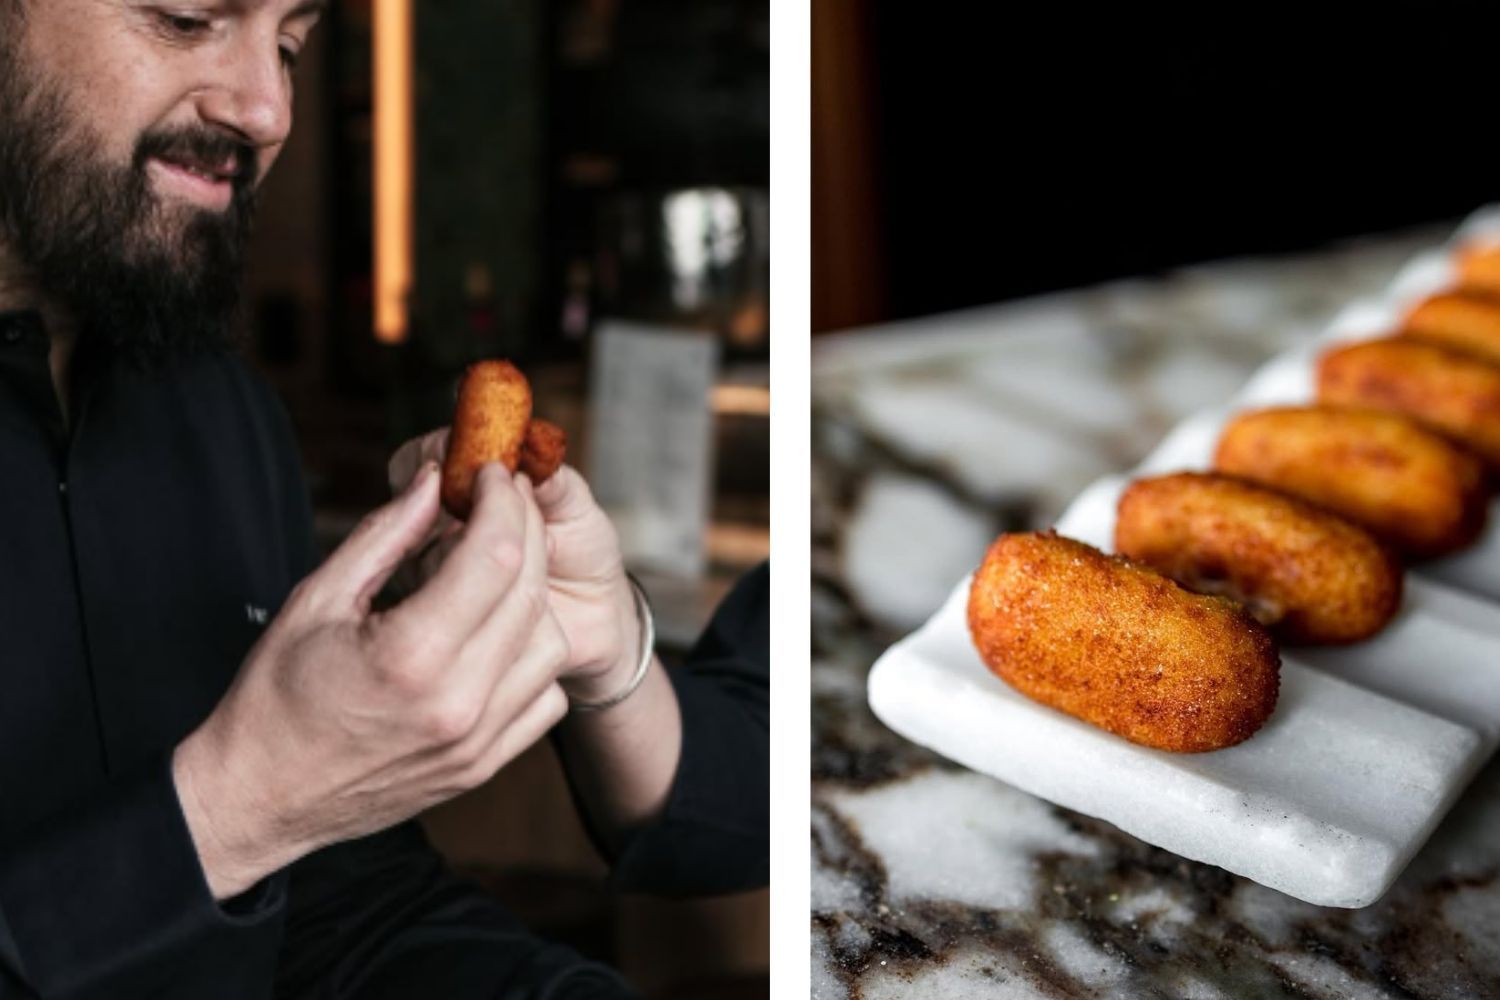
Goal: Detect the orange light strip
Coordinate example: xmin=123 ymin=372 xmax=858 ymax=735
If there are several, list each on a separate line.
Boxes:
xmin=373 ymin=0 xmax=413 ymax=343
xmin=712 ymin=383 xmax=772 ymax=417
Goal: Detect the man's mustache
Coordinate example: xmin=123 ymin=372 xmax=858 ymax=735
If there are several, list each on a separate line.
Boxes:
xmin=134 ymin=127 xmax=257 ymax=192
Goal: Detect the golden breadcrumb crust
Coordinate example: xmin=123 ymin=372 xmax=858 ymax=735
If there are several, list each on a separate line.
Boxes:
xmin=1115 ymin=472 xmax=1402 ymax=644
xmin=519 ymin=418 xmax=567 ymax=485
xmin=441 ymin=360 xmax=533 ymax=520
xmin=967 ymin=532 xmax=1280 ymax=753
xmin=1401 ymin=290 xmax=1500 ymax=366
xmin=1214 ymin=406 xmax=1486 ymax=558
xmin=1318 ymin=337 xmax=1500 ymax=469
xmin=1455 ymin=243 xmax=1500 ymax=299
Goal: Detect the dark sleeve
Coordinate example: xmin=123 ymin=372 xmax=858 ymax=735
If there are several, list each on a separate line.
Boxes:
xmin=606 ymin=562 xmax=770 ymax=896
xmin=0 ymin=753 xmax=287 ymax=997
xmin=0 ymin=361 xmax=306 ymax=997
xmin=252 ymin=370 xmax=321 ymax=580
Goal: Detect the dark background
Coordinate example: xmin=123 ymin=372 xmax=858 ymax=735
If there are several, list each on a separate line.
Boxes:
xmin=244 ymin=3 xmax=769 ymax=994
xmin=815 ymin=7 xmax=1500 ymax=329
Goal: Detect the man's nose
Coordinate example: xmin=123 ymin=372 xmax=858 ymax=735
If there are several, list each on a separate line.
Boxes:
xmin=193 ymin=39 xmax=292 ymax=151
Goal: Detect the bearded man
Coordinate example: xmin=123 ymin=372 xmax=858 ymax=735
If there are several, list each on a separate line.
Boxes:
xmin=0 ymin=2 xmax=769 ymax=997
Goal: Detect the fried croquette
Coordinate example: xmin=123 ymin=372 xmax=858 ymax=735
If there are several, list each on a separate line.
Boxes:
xmin=519 ymin=418 xmax=567 ymax=484
xmin=1115 ymin=473 xmax=1402 ymax=644
xmin=1317 ymin=337 xmax=1500 ymax=468
xmin=1455 ymin=242 xmax=1500 ymax=299
xmin=1214 ymin=406 xmax=1486 ymax=558
xmin=1400 ymin=291 xmax=1500 ymax=366
xmin=967 ymin=531 xmax=1280 ymax=753
xmin=441 ymin=360 xmax=533 ymax=520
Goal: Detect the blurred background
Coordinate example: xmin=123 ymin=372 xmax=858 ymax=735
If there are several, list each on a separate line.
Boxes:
xmin=243 ymin=2 xmax=767 ymax=996
xmin=814 ymin=7 xmax=1500 ymax=333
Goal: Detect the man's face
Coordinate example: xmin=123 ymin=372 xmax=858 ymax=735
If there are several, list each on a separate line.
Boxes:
xmin=0 ymin=0 xmax=323 ymax=366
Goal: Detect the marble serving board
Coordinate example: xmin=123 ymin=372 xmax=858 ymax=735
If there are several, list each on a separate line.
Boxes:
xmin=867 ymin=566 xmax=1491 ymax=908
xmin=869 ymin=416 xmax=1500 ymax=908
xmin=867 ymin=207 xmax=1500 ymax=910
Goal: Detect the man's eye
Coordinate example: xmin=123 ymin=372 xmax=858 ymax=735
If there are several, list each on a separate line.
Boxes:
xmin=280 ymin=45 xmax=300 ymax=70
xmin=158 ymin=12 xmax=212 ymax=36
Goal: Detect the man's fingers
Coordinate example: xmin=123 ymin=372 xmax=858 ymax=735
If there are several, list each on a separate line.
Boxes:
xmin=461 ymin=683 xmax=569 ymax=788
xmin=385 ymin=430 xmax=459 ymax=600
xmin=387 ymin=436 xmax=422 ymax=495
xmin=439 ymin=607 xmax=568 ymax=767
xmin=457 ymin=479 xmax=559 ymax=684
xmin=416 ymin=522 xmax=464 ymax=582
xmin=311 ymin=462 xmax=443 ymax=615
xmin=384 ymin=464 xmax=534 ymax=641
xmin=388 ymin=428 xmax=451 ymax=495
xmin=531 ymin=465 xmax=594 ymax=524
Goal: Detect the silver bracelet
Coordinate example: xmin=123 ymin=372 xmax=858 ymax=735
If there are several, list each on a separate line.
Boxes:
xmin=569 ymin=575 xmax=655 ymax=713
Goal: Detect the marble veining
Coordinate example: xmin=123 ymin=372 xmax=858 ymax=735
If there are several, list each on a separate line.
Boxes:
xmin=811 ymin=224 xmax=1500 ymax=998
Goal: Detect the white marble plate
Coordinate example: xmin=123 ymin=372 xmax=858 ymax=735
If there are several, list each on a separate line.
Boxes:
xmin=867 ymin=571 xmax=1489 ymax=908
xmin=867 ymin=205 xmax=1500 ymax=909
xmin=870 ymin=429 xmax=1500 ymax=908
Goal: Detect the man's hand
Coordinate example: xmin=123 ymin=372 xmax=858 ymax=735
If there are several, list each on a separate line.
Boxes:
xmin=388 ymin=431 xmax=642 ymax=705
xmin=530 ymin=467 xmax=641 ymax=704
xmin=172 ymin=461 xmax=569 ymax=899
xmin=386 ymin=428 xmax=460 ymax=596
xmin=389 ymin=431 xmax=682 ymax=852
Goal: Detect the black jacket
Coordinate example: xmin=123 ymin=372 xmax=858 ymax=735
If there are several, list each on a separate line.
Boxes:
xmin=0 ymin=311 xmax=768 ymax=998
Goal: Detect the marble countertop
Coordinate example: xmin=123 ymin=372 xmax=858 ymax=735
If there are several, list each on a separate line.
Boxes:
xmin=810 ymin=225 xmax=1500 ymax=999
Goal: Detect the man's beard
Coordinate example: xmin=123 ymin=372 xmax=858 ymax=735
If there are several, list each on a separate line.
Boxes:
xmin=0 ymin=36 xmax=259 ymax=371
